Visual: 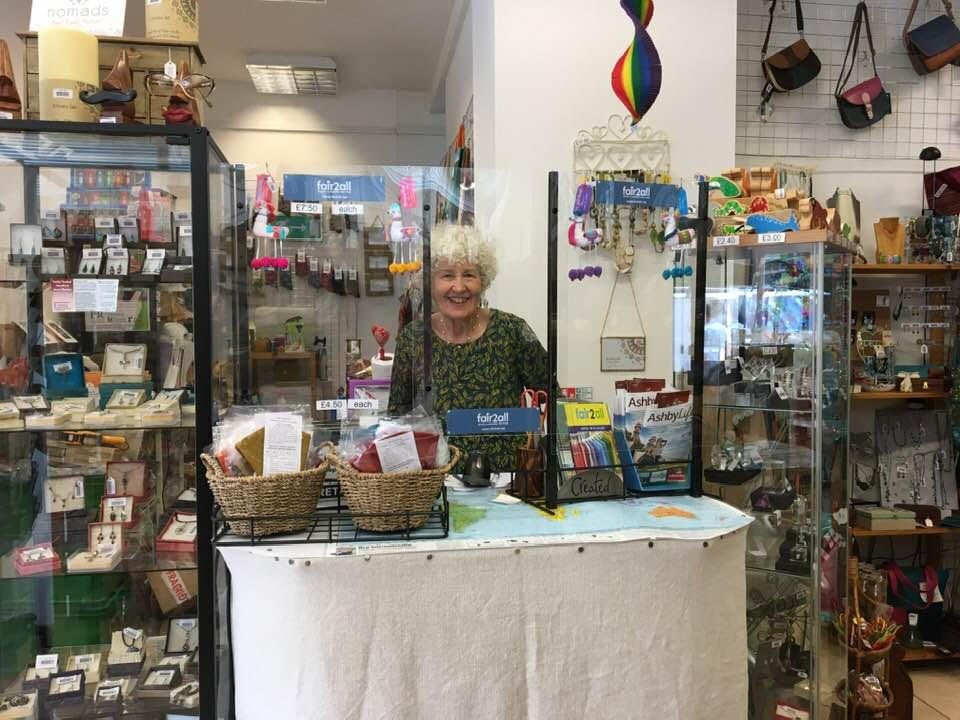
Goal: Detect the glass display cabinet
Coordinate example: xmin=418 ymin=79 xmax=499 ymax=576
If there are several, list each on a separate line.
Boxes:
xmin=0 ymin=121 xmax=239 ymax=719
xmin=697 ymin=230 xmax=852 ymax=719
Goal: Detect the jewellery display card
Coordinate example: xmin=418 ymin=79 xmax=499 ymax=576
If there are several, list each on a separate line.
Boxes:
xmin=41 ymin=210 xmax=65 ymax=241
xmin=177 ymin=225 xmax=193 ymax=257
xmin=102 ymin=343 xmax=147 ymax=378
xmin=43 ymin=476 xmax=85 ymax=514
xmin=164 ymin=618 xmax=199 ymax=655
xmin=9 ymin=224 xmax=42 ymax=258
xmin=95 ymin=682 xmax=122 ymax=707
xmin=139 ymin=665 xmax=181 ymax=699
xmin=105 ymin=461 xmax=147 ymax=498
xmin=142 ymin=249 xmax=166 ymax=275
xmin=170 ymin=681 xmax=200 ymax=708
xmin=100 ymin=495 xmax=135 ymax=527
xmin=95 ymin=217 xmax=117 ymax=241
xmin=41 ymin=247 xmax=66 ymax=275
xmin=86 ymin=521 xmax=124 ymax=554
xmin=24 ymin=412 xmax=69 ymax=430
xmin=77 ymin=248 xmax=103 ymax=276
xmin=66 ymin=544 xmax=122 ymax=573
xmin=105 ymin=247 xmax=129 ymax=276
xmin=105 ymin=389 xmax=146 ymax=411
xmin=46 ymin=670 xmax=84 ymax=705
xmin=118 ymin=217 xmax=140 ymax=245
xmin=13 ymin=395 xmax=49 ymax=413
xmin=14 ymin=543 xmax=61 ymax=576
xmin=108 ymin=628 xmax=145 ymax=664
xmin=0 ymin=403 xmax=23 ymax=431
xmin=34 ymin=654 xmax=59 ymax=678
xmin=83 ymin=410 xmax=123 ymax=428
xmin=157 ymin=513 xmax=197 ymax=554
xmin=65 ymin=653 xmax=102 ymax=684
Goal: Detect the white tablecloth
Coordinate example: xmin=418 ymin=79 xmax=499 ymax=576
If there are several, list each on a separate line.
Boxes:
xmin=220 ymin=519 xmax=749 ymax=720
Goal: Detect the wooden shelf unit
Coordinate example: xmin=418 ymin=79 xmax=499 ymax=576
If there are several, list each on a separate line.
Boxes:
xmin=852 ymin=391 xmax=950 ymax=401
xmin=852 ymin=525 xmax=960 ymax=539
xmin=853 ymin=263 xmax=956 ymax=274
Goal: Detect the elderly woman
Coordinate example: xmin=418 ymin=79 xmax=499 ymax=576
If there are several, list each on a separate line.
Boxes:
xmin=388 ymin=223 xmax=549 ymax=472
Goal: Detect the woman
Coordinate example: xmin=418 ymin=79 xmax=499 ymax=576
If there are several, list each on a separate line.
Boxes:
xmin=388 ymin=223 xmax=549 ymax=472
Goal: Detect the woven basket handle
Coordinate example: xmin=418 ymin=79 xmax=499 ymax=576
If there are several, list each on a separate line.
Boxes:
xmin=200 ymin=453 xmax=224 ymax=479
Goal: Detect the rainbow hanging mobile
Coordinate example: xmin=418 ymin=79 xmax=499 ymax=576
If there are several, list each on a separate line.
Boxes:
xmin=611 ymin=0 xmax=662 ymax=125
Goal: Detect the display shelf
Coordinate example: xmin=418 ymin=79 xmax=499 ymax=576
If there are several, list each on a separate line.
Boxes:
xmin=0 ymin=418 xmax=195 ymax=434
xmin=902 ymin=645 xmax=960 ymax=662
xmin=707 ymin=229 xmax=852 ymax=252
xmin=0 ymin=551 xmax=196 ymax=580
xmin=851 ymin=391 xmax=949 ymax=401
xmin=851 ymin=525 xmax=960 ymax=538
xmin=853 ymin=263 xmax=956 ymax=275
xmin=702 ymin=400 xmax=813 ymax=415
xmin=250 ymin=351 xmax=317 ymax=361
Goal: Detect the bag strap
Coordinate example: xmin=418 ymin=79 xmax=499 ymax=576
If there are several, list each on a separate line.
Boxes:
xmin=885 ymin=561 xmax=937 ymax=610
xmin=905 ymin=0 xmax=956 ymax=43
xmin=762 ymin=0 xmax=806 ymax=57
xmin=836 ymin=3 xmax=879 ymax=97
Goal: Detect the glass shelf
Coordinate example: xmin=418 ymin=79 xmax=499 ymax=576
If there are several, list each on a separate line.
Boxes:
xmin=1 ymin=418 xmax=196 ymax=434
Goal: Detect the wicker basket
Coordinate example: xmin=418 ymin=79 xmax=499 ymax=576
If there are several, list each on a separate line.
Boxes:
xmin=201 ymin=454 xmax=329 ymax=538
xmin=328 ymin=445 xmax=460 ymax=532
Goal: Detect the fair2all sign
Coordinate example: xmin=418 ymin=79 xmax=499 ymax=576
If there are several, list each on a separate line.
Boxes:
xmin=30 ymin=0 xmax=127 ymax=36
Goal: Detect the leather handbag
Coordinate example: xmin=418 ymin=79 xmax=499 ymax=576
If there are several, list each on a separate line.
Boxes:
xmin=760 ymin=0 xmax=821 ymax=117
xmin=923 ymin=164 xmax=960 ymax=215
xmin=835 ymin=3 xmax=891 ymax=129
xmin=904 ymin=0 xmax=960 ymax=75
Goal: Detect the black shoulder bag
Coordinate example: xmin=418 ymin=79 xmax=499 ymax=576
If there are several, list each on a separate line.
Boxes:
xmin=760 ymin=0 xmax=821 ymax=120
xmin=835 ymin=2 xmax=891 ymax=129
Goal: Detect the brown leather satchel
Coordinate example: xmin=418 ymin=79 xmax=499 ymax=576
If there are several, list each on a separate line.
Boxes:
xmin=903 ymin=0 xmax=960 ymax=74
xmin=0 ymin=40 xmax=22 ymax=120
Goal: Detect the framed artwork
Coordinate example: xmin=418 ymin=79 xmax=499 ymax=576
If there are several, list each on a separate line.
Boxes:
xmin=600 ymin=336 xmax=646 ymax=372
xmin=364 ymin=250 xmax=392 ymax=273
xmin=365 ymin=275 xmax=394 ymax=297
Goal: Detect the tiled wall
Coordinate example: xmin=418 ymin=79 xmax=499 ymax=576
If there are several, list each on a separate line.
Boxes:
xmin=737 ymin=0 xmax=960 ymax=160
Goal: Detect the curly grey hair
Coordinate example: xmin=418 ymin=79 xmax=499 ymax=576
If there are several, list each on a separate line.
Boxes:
xmin=430 ymin=223 xmax=498 ymax=290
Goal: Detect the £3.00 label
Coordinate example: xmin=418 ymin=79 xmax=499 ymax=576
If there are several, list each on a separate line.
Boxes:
xmin=758 ymin=232 xmax=786 ymax=244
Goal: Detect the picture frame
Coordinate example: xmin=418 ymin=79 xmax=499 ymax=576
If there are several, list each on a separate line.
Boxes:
xmin=345 ymin=338 xmax=362 ymax=359
xmin=364 ymin=249 xmax=393 ymax=273
xmin=600 ymin=336 xmax=647 ymax=372
xmin=364 ymin=274 xmax=394 ymax=297
xmin=363 ymin=220 xmax=389 ymax=248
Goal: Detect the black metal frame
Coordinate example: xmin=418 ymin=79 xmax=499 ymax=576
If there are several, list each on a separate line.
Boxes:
xmin=0 ymin=119 xmax=227 ymax=720
xmin=542 ymin=173 xmax=710 ymax=509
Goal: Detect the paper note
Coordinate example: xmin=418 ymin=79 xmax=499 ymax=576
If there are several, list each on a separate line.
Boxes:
xmin=73 ymin=279 xmax=98 ymax=311
xmin=262 ymin=413 xmax=305 ymax=475
xmin=52 ymin=279 xmax=75 ymax=312
xmin=374 ymin=430 xmax=422 ymax=473
xmin=96 ymin=279 xmax=119 ymax=313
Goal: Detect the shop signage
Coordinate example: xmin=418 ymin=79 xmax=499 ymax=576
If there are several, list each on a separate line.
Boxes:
xmin=446 ymin=408 xmax=541 ymax=436
xmin=595 ymin=181 xmax=678 ymax=208
xmin=30 ymin=0 xmax=127 ymax=36
xmin=283 ymin=174 xmax=386 ymax=203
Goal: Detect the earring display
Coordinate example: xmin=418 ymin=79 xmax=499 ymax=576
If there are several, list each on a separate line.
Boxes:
xmin=45 ymin=671 xmax=84 ymax=706
xmin=95 ymin=216 xmax=117 ymax=241
xmin=139 ymin=666 xmax=181 ymax=699
xmin=13 ymin=543 xmax=61 ymax=576
xmin=142 ymin=248 xmax=166 ymax=275
xmin=164 ymin=618 xmax=199 ymax=655
xmin=41 ymin=210 xmax=65 ymax=241
xmin=94 ymin=681 xmax=123 ymax=708
xmin=43 ymin=352 xmax=86 ymax=399
xmin=105 ymin=247 xmax=129 ymax=276
xmin=118 ymin=216 xmax=140 ymax=244
xmin=41 ymin=247 xmax=67 ymax=275
xmin=43 ymin=476 xmax=85 ymax=514
xmin=8 ymin=223 xmax=41 ymax=259
xmin=105 ymin=461 xmax=148 ymax=498
xmin=78 ymin=247 xmax=104 ymax=276
xmin=100 ymin=495 xmax=136 ymax=528
xmin=65 ymin=653 xmax=102 ymax=684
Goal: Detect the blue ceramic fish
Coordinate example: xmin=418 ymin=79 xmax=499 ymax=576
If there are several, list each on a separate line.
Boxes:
xmin=745 ymin=212 xmax=799 ymax=234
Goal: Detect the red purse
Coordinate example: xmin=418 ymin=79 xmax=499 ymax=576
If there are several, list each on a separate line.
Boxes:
xmin=923 ymin=164 xmax=960 ymax=216
xmin=351 ymin=432 xmax=440 ymax=473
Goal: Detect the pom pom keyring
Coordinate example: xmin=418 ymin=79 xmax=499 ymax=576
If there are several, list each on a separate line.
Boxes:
xmin=568 ymin=181 xmax=604 ymax=282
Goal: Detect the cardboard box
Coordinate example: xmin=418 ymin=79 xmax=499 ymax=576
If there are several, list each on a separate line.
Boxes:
xmin=147 ymin=570 xmax=197 ymax=615
xmin=855 ymin=506 xmax=917 ymax=530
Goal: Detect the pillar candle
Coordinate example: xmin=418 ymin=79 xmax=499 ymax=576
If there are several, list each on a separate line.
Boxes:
xmin=38 ymin=27 xmax=99 ymax=122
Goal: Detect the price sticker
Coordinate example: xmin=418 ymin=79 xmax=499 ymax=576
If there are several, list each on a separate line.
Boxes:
xmin=174 ymin=212 xmax=192 ymax=222
xmin=36 ymin=654 xmax=59 ymax=671
xmin=107 ymin=497 xmax=128 ymax=508
xmin=875 ymin=346 xmax=886 ymax=359
xmin=119 ymin=217 xmax=138 ymax=228
xmin=179 ymin=226 xmax=193 ymax=238
xmin=291 ymin=202 xmax=323 ymax=215
xmin=99 ymin=116 xmax=118 ymax=124
xmin=347 ymin=399 xmax=380 ymax=410
xmin=316 ymin=399 xmax=348 ymax=412
xmin=762 ymin=346 xmax=778 ymax=356
xmin=43 ymin=210 xmax=61 ymax=220
xmin=296 ymin=250 xmax=306 ymax=263
xmin=122 ymin=627 xmax=143 ymax=642
xmin=309 ymin=257 xmax=319 ymax=271
xmin=713 ymin=235 xmax=740 ymax=247
xmin=348 ymin=267 xmax=358 ymax=280
xmin=323 ymin=260 xmax=332 ymax=273
xmin=177 ymin=618 xmax=198 ymax=630
xmin=53 ymin=88 xmax=74 ymax=100
xmin=99 ymin=687 xmax=120 ymax=701
xmin=104 ymin=234 xmax=123 ymax=247
xmin=96 ymin=218 xmax=115 ymax=229
xmin=83 ymin=248 xmax=104 ymax=260
xmin=334 ymin=267 xmax=343 ymax=280
xmin=758 ymin=232 xmax=786 ymax=245
xmin=774 ymin=384 xmax=789 ymax=400
xmin=332 ymin=202 xmax=364 ymax=215
xmin=0 ymin=111 xmax=12 ymax=120
xmin=45 ymin=248 xmax=65 ymax=258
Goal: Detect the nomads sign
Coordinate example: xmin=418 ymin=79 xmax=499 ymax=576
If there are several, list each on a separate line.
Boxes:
xmin=30 ymin=0 xmax=127 ymax=36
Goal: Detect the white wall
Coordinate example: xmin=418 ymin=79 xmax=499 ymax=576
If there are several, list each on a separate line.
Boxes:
xmin=444 ymin=8 xmax=473 ymax=144
xmin=460 ymin=0 xmax=738 ymax=406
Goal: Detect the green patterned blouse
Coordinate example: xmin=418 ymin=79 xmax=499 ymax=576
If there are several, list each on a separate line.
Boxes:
xmin=387 ymin=310 xmax=549 ymax=472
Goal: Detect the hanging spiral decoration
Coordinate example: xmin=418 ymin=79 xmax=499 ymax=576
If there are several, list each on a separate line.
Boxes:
xmin=611 ymin=0 xmax=662 ymax=125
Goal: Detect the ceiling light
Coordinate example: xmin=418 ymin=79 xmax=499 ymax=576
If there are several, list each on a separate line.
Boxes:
xmin=246 ymin=54 xmax=337 ymax=95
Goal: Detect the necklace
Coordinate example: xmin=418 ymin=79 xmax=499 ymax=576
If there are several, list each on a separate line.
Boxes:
xmin=435 ymin=311 xmax=484 ymax=344
xmin=48 ymin=485 xmax=69 ymax=510
xmin=910 ymin=422 xmax=926 ymax=449
xmin=893 ymin=421 xmax=906 ymax=448
xmin=177 ymin=622 xmax=196 ymax=651
xmin=912 ymin=453 xmax=926 ymax=503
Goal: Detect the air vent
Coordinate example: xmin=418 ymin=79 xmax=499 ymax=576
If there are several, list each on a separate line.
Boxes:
xmin=246 ymin=54 xmax=337 ymax=95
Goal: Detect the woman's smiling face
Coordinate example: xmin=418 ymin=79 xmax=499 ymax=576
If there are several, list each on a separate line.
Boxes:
xmin=432 ymin=260 xmax=483 ymax=321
